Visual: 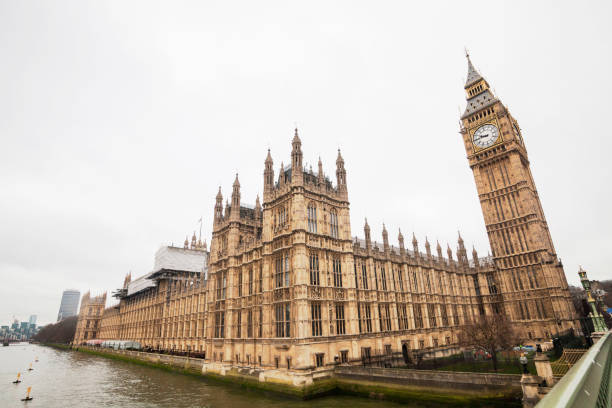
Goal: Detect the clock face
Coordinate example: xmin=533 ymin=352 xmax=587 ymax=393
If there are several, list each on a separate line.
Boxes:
xmin=473 ymin=124 xmax=499 ymax=149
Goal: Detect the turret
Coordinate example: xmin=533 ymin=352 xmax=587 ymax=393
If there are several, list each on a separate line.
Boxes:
xmin=447 ymin=244 xmax=453 ymax=262
xmin=191 ymin=231 xmax=197 ymax=249
xmin=123 ymin=272 xmax=131 ymax=289
xmin=382 ymin=223 xmax=389 ymax=253
xmin=398 ymin=229 xmax=405 ymax=256
xmin=336 ymin=149 xmax=347 ymax=195
xmin=425 ymin=237 xmax=431 ymax=258
xmin=318 ymin=157 xmax=324 ymax=184
xmin=364 ymin=218 xmax=371 ymax=250
xmin=457 ymin=231 xmax=468 ymax=265
xmin=264 ymin=149 xmax=274 ymax=195
xmin=412 ymin=233 xmax=418 ymax=255
xmin=436 ymin=240 xmax=443 ymax=259
xmin=278 ymin=161 xmax=285 ymax=185
xmin=291 ymin=128 xmax=303 ymax=183
xmin=184 ymin=236 xmax=189 ymax=249
xmin=472 ymin=246 xmax=479 ymax=267
xmin=225 ymin=199 xmax=230 ymax=218
xmin=214 ymin=187 xmax=223 ymax=225
xmin=255 ymin=194 xmax=262 ymax=220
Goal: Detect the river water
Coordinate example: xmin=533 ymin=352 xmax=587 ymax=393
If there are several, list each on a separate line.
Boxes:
xmin=1 ymin=343 xmax=407 ymax=408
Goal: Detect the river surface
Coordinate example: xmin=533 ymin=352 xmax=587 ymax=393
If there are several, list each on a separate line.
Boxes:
xmin=1 ymin=343 xmax=409 ymax=408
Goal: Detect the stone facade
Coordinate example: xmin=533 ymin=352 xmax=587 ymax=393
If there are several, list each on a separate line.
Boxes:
xmin=73 ymin=291 xmax=107 ymax=344
xmin=77 ymin=55 xmax=579 ymax=379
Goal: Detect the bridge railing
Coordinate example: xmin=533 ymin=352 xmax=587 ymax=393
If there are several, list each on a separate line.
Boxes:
xmin=536 ymin=332 xmax=611 ymax=408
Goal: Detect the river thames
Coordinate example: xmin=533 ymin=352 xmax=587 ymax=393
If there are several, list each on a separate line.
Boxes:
xmin=1 ymin=343 xmax=409 ymax=408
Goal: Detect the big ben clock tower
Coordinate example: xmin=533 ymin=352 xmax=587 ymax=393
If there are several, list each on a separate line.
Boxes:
xmin=459 ymin=53 xmax=578 ymax=339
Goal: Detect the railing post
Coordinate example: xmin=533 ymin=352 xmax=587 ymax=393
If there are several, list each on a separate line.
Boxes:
xmin=520 ymin=374 xmax=542 ymax=408
xmin=534 ymin=354 xmax=554 ymax=387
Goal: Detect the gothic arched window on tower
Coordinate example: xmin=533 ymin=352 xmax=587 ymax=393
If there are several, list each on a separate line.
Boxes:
xmin=307 ymin=203 xmax=317 ymax=233
xmin=330 ymin=209 xmax=338 ymax=238
xmin=309 ymin=252 xmax=320 ymax=286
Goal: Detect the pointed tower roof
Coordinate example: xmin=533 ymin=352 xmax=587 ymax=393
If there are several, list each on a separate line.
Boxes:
xmin=216 ymin=186 xmax=223 ymax=200
xmin=233 ymin=173 xmax=240 ymax=188
xmin=336 ymin=148 xmax=344 ymax=165
xmin=436 ymin=240 xmax=442 ymax=251
xmin=412 ymin=232 xmax=418 ymax=246
xmin=364 ymin=217 xmax=370 ymax=231
xmin=265 ymin=149 xmax=273 ymax=164
xmin=293 ymin=127 xmax=301 ymax=144
xmin=398 ymin=228 xmax=404 ymax=241
xmin=465 ymin=51 xmax=483 ymax=87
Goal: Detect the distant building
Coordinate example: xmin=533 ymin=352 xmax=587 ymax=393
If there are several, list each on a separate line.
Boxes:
xmin=73 ymin=292 xmax=107 ymax=344
xmin=29 ymin=315 xmax=37 ymax=326
xmin=57 ymin=289 xmax=80 ymax=321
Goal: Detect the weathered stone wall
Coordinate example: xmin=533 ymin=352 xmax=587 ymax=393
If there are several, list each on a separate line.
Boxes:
xmin=335 ymin=365 xmax=521 ymax=392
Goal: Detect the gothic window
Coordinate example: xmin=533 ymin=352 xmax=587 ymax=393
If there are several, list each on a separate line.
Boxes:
xmin=248 ymin=267 xmax=253 ymax=295
xmin=258 ymin=308 xmax=263 ymax=338
xmin=315 ymin=353 xmax=325 ymax=367
xmin=311 ymin=302 xmax=322 ymax=336
xmin=214 ymin=311 xmax=225 ymax=338
xmin=258 ymin=265 xmax=263 ymax=293
xmin=309 ymin=253 xmax=320 ymax=285
xmin=441 ymin=305 xmax=449 ymax=326
xmin=382 ymin=267 xmax=388 ymax=291
xmin=332 ymin=257 xmax=342 ymax=287
xmin=275 ymin=253 xmax=290 ymax=288
xmin=357 ymin=302 xmax=363 ymax=333
xmin=397 ymin=267 xmax=404 ymax=291
xmin=335 ymin=304 xmax=346 ymax=335
xmin=486 ymin=273 xmax=498 ymax=294
xmin=307 ymin=203 xmax=317 ymax=233
xmin=453 ymin=305 xmax=459 ymax=325
xmin=428 ymin=304 xmax=437 ymax=328
xmin=354 ymin=263 xmax=359 ymax=289
xmin=374 ymin=265 xmax=379 ymax=290
xmin=397 ymin=304 xmax=408 ymax=330
xmin=330 ymin=209 xmax=339 ymax=238
xmin=425 ymin=271 xmax=431 ymax=293
xmin=364 ymin=304 xmax=372 ymax=332
xmin=238 ymin=270 xmax=243 ymax=297
xmin=379 ymin=304 xmax=391 ymax=331
xmin=361 ymin=264 xmax=369 ymax=290
xmin=275 ymin=303 xmax=290 ymax=338
xmin=414 ymin=304 xmax=423 ymax=329
xmin=411 ymin=270 xmax=418 ymax=292
xmin=237 ymin=311 xmax=242 ymax=338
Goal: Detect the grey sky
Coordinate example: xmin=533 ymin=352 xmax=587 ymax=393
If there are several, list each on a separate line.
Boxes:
xmin=1 ymin=1 xmax=610 ymax=325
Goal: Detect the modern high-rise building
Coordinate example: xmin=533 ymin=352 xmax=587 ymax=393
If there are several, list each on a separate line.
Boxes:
xmin=57 ymin=289 xmax=80 ymax=321
xmin=28 ymin=315 xmax=37 ymax=326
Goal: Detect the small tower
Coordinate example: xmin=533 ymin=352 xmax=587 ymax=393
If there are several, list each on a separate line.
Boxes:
xmin=184 ymin=236 xmax=189 ymax=249
xmin=412 ymin=233 xmax=418 ymax=255
xmin=336 ymin=149 xmax=347 ymax=196
xmin=382 ymin=223 xmax=389 ymax=253
xmin=264 ymin=149 xmax=274 ymax=196
xmin=457 ymin=232 xmax=468 ymax=265
xmin=472 ymin=246 xmax=479 ymax=267
xmin=278 ymin=161 xmax=285 ymax=185
xmin=214 ymin=187 xmax=223 ymax=225
xmin=291 ymin=128 xmax=303 ymax=184
xmin=318 ymin=157 xmax=324 ymax=184
xmin=447 ymin=244 xmax=453 ymax=262
xmin=425 ymin=237 xmax=431 ymax=258
xmin=225 ymin=199 xmax=230 ymax=218
xmin=231 ymin=173 xmax=241 ymax=221
xmin=364 ymin=218 xmax=371 ymax=250
xmin=436 ymin=240 xmax=443 ymax=260
xmin=398 ymin=229 xmax=406 ymax=256
xmin=191 ymin=231 xmax=197 ymax=249
xmin=254 ymin=194 xmax=262 ymax=220
xmin=123 ymin=272 xmax=131 ymax=289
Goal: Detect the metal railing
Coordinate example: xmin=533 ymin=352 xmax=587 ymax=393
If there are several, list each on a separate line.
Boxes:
xmin=537 ymin=332 xmax=611 ymax=408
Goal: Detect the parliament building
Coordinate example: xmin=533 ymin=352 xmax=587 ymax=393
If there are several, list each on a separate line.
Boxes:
xmin=78 ymin=55 xmax=579 ymax=381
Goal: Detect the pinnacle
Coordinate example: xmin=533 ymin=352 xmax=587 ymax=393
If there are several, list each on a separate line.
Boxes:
xmin=465 ymin=52 xmax=483 ymax=87
xmin=265 ymin=149 xmax=273 ymax=163
xmin=233 ymin=173 xmax=240 ymax=187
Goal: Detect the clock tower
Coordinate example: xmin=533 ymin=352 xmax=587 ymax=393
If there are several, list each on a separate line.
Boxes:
xmin=459 ymin=53 xmax=578 ymax=339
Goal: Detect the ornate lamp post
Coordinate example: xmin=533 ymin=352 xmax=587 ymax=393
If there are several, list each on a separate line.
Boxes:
xmin=578 ymin=267 xmax=607 ymax=333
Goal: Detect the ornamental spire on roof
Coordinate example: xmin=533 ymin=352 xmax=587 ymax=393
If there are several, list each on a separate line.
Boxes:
xmin=465 ymin=49 xmax=483 ymax=87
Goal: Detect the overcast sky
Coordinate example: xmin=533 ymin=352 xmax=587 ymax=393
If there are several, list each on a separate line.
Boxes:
xmin=1 ymin=1 xmax=610 ymax=325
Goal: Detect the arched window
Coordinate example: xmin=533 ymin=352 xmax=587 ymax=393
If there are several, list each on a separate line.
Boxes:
xmin=330 ymin=209 xmax=338 ymax=238
xmin=307 ymin=203 xmax=317 ymax=233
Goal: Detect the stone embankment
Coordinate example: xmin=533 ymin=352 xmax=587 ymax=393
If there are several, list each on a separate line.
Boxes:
xmin=63 ymin=345 xmax=521 ymax=406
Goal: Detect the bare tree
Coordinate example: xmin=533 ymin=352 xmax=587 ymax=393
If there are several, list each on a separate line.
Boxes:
xmin=33 ymin=316 xmax=77 ymax=344
xmin=457 ymin=314 xmax=518 ymax=372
